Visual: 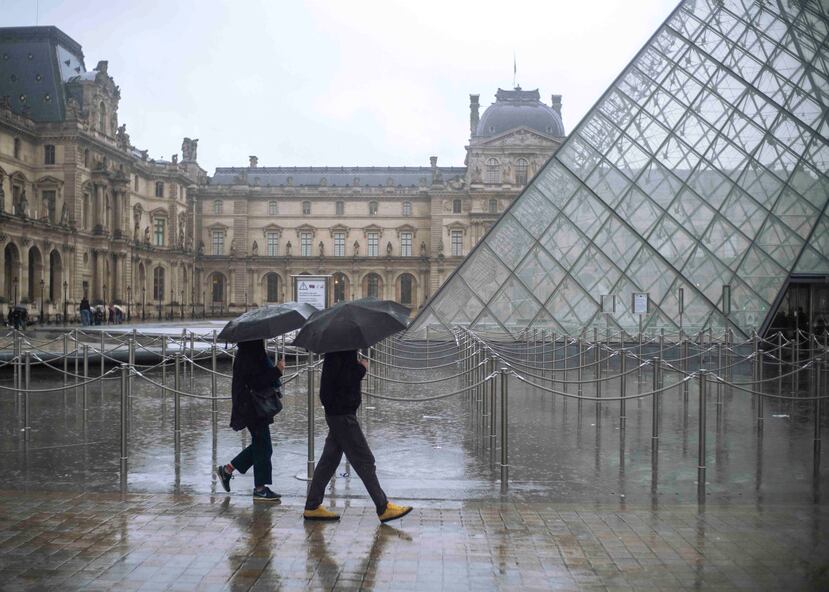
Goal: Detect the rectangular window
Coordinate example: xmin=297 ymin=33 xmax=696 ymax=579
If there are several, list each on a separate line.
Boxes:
xmin=336 ymin=201 xmax=344 ymax=215
xmin=401 ymin=232 xmax=412 ymax=257
xmin=44 ymin=144 xmax=56 ymax=165
xmin=154 ymin=218 xmax=165 ymax=246
xmin=300 ymin=232 xmax=312 ymax=256
xmin=451 ymin=230 xmax=462 ymax=256
xmin=268 ymin=201 xmax=278 ymax=216
xmin=212 ymin=231 xmax=224 ymax=255
xmin=334 ymin=232 xmax=345 ymax=257
xmin=266 ymin=232 xmax=279 ymax=256
xmin=452 ymin=199 xmax=461 ymax=214
xmin=302 ymin=201 xmax=311 ymax=215
xmin=367 ymin=232 xmax=379 ymax=257
xmin=155 ymin=182 xmax=164 ymax=197
xmin=42 ymin=190 xmax=56 ymax=223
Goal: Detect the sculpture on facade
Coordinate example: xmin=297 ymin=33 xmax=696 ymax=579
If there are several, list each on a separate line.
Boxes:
xmin=181 ymin=138 xmax=199 ymax=162
xmin=116 ymin=124 xmax=130 ymax=149
xmin=197 ymin=240 xmax=205 ymax=256
xmin=0 ymin=180 xmax=5 ymax=214
xmin=144 ymin=226 xmax=150 ymax=244
xmin=437 ymin=239 xmax=444 ymax=256
xmin=420 ymin=241 xmax=427 ymax=257
xmin=229 ymin=239 xmax=237 ymax=257
xmin=251 ymin=240 xmax=259 ymax=256
xmin=318 ymin=241 xmax=324 ymax=257
xmin=386 ymin=241 xmax=392 ymax=256
xmin=353 ymin=240 xmax=360 ymax=256
xmin=285 ymin=241 xmax=292 ymax=256
xmin=17 ymin=189 xmax=27 ymax=218
xmin=60 ymin=203 xmax=70 ymax=226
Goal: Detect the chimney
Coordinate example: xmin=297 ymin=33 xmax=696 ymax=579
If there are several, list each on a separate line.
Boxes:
xmin=469 ymin=94 xmax=480 ymax=136
xmin=551 ymin=94 xmax=562 ymax=115
xmin=249 ymin=155 xmax=258 ymax=168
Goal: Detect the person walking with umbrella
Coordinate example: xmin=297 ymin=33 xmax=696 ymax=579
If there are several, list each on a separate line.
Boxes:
xmin=295 ymin=298 xmax=413 ymax=523
xmin=215 ymin=302 xmax=317 ymax=500
xmin=216 ymin=340 xmax=284 ymax=500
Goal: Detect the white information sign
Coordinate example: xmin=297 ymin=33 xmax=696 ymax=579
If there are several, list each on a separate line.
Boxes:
xmin=632 ymin=292 xmax=649 ymax=315
xmin=296 ymin=278 xmax=327 ymax=309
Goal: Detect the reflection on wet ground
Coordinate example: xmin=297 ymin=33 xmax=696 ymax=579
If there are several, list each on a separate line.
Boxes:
xmin=0 ymin=331 xmax=827 ymax=590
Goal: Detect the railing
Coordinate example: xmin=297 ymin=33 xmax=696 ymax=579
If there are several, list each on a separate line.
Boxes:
xmin=2 ymin=324 xmax=826 ymax=500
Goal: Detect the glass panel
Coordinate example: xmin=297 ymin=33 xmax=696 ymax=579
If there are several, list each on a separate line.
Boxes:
xmin=795 ymin=214 xmax=829 ymax=274
xmin=431 ymin=278 xmax=483 ymax=325
xmin=702 ymin=215 xmax=749 ymax=270
xmin=535 ymin=161 xmax=581 ymax=209
xmin=459 ymin=244 xmax=511 ymax=305
xmin=585 ymin=165 xmax=631 ymax=208
xmin=543 ymin=278 xmax=599 ymax=334
xmin=635 ymin=159 xmax=683 ymax=208
xmin=615 ymin=186 xmax=661 ymax=236
xmin=593 ymin=216 xmax=642 ymax=270
xmin=755 ymin=217 xmax=804 ymax=270
xmin=562 ymin=188 xmax=609 ymax=240
xmin=682 ymin=244 xmax=735 ymax=304
xmin=772 ymin=188 xmax=819 ymax=239
xmin=668 ymin=188 xmax=716 ymax=238
xmin=539 ymin=216 xmax=588 ymax=269
xmin=651 ymin=216 xmax=696 ymax=268
xmin=514 ymin=246 xmax=567 ymax=306
xmin=485 ymin=214 xmax=534 ymax=269
xmin=510 ymin=188 xmax=558 ymax=239
xmin=569 ymin=246 xmax=621 ymax=296
xmin=488 ymin=277 xmax=542 ymax=329
xmin=736 ymin=245 xmax=787 ymax=305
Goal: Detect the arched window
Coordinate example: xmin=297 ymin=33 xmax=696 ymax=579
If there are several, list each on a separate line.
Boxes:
xmin=366 ymin=274 xmax=380 ymax=298
xmin=213 ymin=200 xmax=223 ymax=215
xmin=268 ymin=200 xmax=278 ymax=216
xmin=265 ymin=273 xmax=279 ymax=302
xmin=153 ymin=267 xmax=165 ymax=301
xmin=489 ymin=198 xmax=498 ymax=214
xmin=452 ymin=199 xmax=461 ymax=214
xmin=98 ymin=101 xmax=106 ymax=132
xmin=402 ymin=201 xmax=412 ymax=216
xmin=302 ymin=201 xmax=311 ymax=215
xmin=369 ymin=201 xmax=378 ymax=216
xmin=485 ymin=158 xmax=500 ymax=184
xmin=515 ymin=158 xmax=529 ymax=185
xmin=399 ymin=274 xmax=414 ymax=306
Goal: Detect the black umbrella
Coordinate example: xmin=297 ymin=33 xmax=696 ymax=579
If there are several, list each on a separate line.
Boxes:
xmin=292 ymin=297 xmax=410 ymax=353
xmin=218 ymin=301 xmax=318 ymax=342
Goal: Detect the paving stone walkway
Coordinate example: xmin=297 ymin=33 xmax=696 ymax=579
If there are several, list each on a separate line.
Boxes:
xmin=0 ymin=490 xmax=827 ymax=591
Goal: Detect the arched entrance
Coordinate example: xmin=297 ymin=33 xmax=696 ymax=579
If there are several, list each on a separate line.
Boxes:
xmin=331 ymin=272 xmax=348 ymax=304
xmin=363 ymin=273 xmax=383 ymax=299
xmin=209 ymin=271 xmax=227 ymax=315
xmin=3 ymin=243 xmax=20 ymax=303
xmin=27 ymin=246 xmax=43 ymax=302
xmin=49 ymin=250 xmax=62 ymax=302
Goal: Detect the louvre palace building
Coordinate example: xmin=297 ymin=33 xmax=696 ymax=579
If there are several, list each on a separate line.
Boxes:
xmin=0 ymin=26 xmax=565 ymax=320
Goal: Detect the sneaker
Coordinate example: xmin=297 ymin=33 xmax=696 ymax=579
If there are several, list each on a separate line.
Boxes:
xmin=378 ymin=501 xmax=412 ymax=523
xmin=216 ymin=465 xmax=233 ymax=493
xmin=252 ymin=487 xmax=281 ymax=501
xmin=303 ymin=505 xmax=340 ymax=521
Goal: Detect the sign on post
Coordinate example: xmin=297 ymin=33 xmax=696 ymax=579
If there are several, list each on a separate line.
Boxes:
xmin=632 ymin=292 xmax=649 ymax=315
xmin=292 ymin=275 xmax=330 ymax=309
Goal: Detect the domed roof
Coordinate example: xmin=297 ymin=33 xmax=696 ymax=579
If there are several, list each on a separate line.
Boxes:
xmin=476 ymin=87 xmax=564 ymax=138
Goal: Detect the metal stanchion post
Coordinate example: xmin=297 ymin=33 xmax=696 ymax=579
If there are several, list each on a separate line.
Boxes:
xmin=174 ymin=353 xmax=181 ymax=449
xmin=307 ymin=353 xmax=316 ymax=481
xmin=620 ymin=352 xmax=627 ymax=427
xmin=211 ymin=330 xmax=218 ymax=417
xmin=74 ymin=330 xmax=79 ymax=396
xmin=814 ymin=358 xmax=822 ymax=481
xmin=120 ymin=364 xmax=129 ymax=491
xmin=577 ymin=338 xmax=584 ymax=417
xmin=63 ymin=333 xmax=68 ymax=394
xmin=161 ymin=336 xmax=167 ymax=400
xmin=698 ymin=370 xmax=707 ymax=502
xmin=82 ymin=344 xmax=89 ymax=413
xmin=190 ymin=330 xmax=195 ymax=390
xmin=100 ymin=330 xmax=105 ymax=394
xmin=551 ymin=331 xmax=557 ymax=389
xmin=682 ymin=336 xmax=689 ymax=401
xmin=500 ymin=368 xmax=509 ymax=486
xmin=778 ymin=332 xmax=783 ymax=397
xmin=652 ymin=357 xmax=660 ymax=455
xmin=757 ymin=342 xmax=765 ymax=428
xmin=489 ymin=357 xmax=496 ymax=451
xmin=23 ymin=351 xmax=31 ymax=441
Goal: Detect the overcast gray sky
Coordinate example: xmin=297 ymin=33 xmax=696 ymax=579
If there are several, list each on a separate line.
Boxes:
xmin=2 ymin=0 xmax=677 ymax=174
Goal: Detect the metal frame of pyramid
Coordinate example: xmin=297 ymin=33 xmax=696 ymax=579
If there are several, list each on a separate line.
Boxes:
xmin=409 ymin=0 xmax=828 ymax=340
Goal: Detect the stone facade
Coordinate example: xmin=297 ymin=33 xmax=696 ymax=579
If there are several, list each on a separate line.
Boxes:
xmin=0 ymin=26 xmax=564 ymax=320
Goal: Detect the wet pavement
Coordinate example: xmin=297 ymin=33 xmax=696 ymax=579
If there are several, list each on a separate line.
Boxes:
xmin=0 ymin=332 xmax=827 ymax=590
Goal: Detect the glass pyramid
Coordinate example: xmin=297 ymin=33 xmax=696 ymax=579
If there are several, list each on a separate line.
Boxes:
xmin=410 ymin=0 xmax=828 ymax=340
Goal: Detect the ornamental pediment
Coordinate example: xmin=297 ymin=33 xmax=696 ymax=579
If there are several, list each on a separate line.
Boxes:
xmin=294 ymin=224 xmax=316 ymax=237
xmin=362 ymin=224 xmax=383 ymax=238
xmin=262 ymin=223 xmax=283 ymax=237
xmin=149 ymin=207 xmax=169 ymax=218
xmin=395 ymin=224 xmax=417 ymax=238
xmin=208 ymin=222 xmax=229 ymax=232
xmin=35 ymin=175 xmax=64 ymax=187
xmin=477 ymin=126 xmax=556 ymax=147
xmin=329 ymin=224 xmax=350 ymax=237
xmin=446 ymin=221 xmax=467 ymax=235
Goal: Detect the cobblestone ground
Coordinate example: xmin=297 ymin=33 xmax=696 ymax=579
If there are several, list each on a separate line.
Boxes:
xmin=0 ymin=491 xmax=827 ymax=591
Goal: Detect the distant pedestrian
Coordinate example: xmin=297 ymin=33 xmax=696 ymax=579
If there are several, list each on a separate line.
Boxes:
xmin=79 ymin=296 xmax=91 ymax=326
xmin=303 ymin=350 xmax=412 ymax=523
xmin=216 ymin=340 xmax=284 ymax=501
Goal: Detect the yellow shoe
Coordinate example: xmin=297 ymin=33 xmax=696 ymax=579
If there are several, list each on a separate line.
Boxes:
xmin=378 ymin=501 xmax=412 ymax=523
xmin=303 ymin=506 xmax=340 ymax=521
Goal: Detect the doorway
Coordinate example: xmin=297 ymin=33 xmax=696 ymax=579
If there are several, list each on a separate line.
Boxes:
xmin=766 ymin=277 xmax=829 ymax=339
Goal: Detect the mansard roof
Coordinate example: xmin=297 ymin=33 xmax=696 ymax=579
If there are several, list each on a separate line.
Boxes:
xmin=210 ymin=165 xmax=466 ymax=188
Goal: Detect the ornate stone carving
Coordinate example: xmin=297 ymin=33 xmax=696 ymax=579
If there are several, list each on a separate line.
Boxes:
xmin=251 ymin=240 xmax=258 ymax=256
xmin=386 ymin=241 xmax=392 ymax=256
xmin=181 ymin=138 xmax=199 ymax=162
xmin=353 ymin=241 xmax=360 ymax=256
xmin=420 ymin=241 xmax=427 ymax=257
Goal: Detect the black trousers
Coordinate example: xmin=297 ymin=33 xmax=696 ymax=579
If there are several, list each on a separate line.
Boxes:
xmin=231 ymin=424 xmax=273 ymax=487
xmin=305 ymin=414 xmax=388 ymax=513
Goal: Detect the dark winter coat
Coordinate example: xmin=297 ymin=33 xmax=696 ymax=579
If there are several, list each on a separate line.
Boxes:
xmin=319 ymin=350 xmax=366 ymax=416
xmin=229 ymin=340 xmax=282 ymax=431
